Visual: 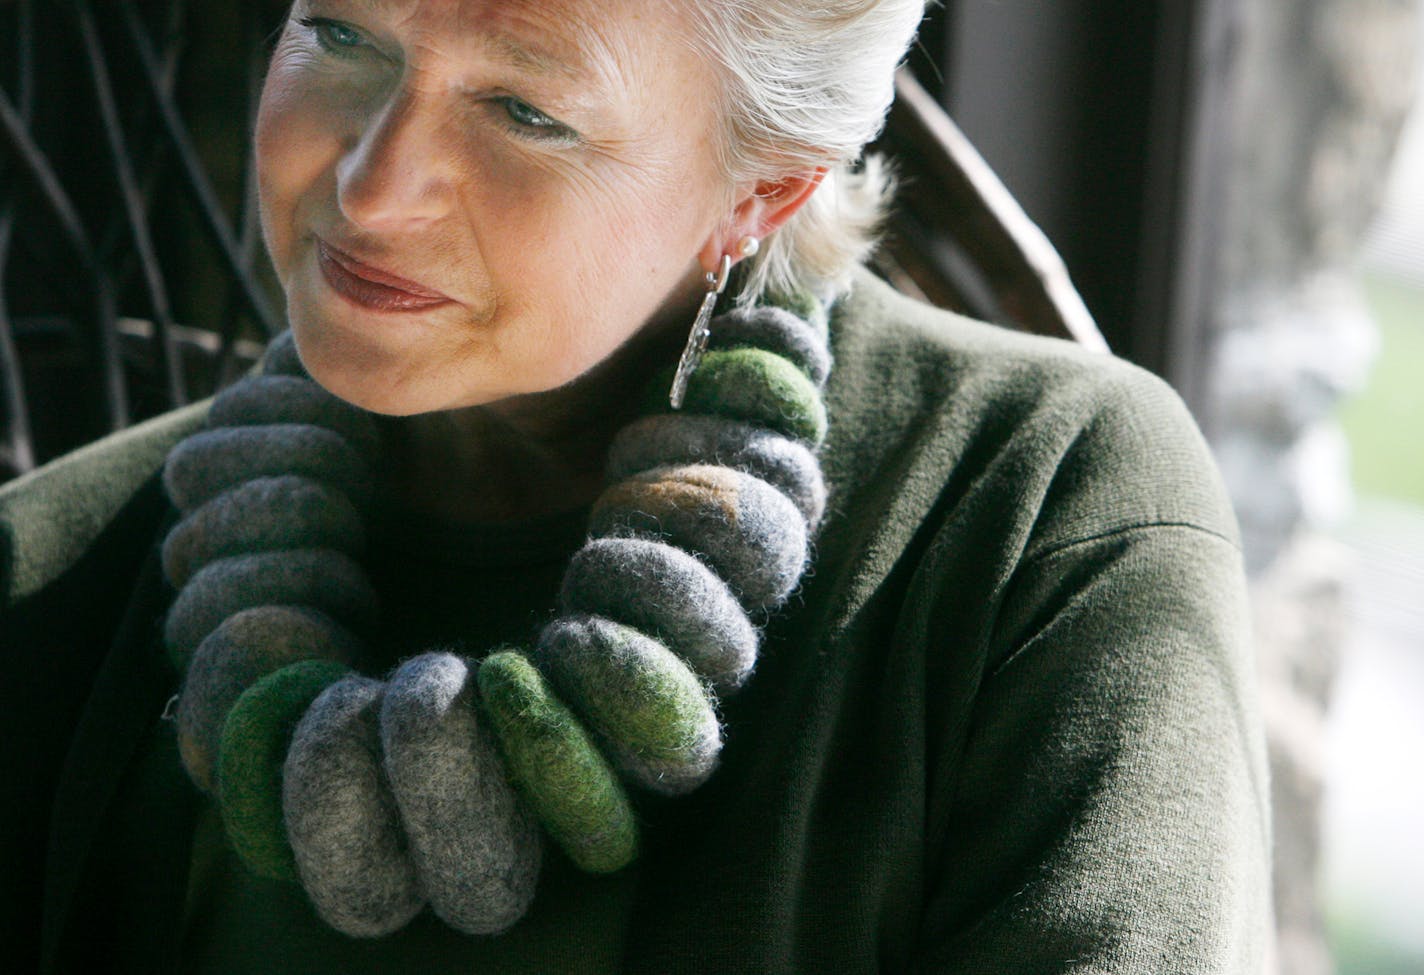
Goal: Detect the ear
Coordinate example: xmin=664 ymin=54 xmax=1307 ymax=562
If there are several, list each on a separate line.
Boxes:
xmin=698 ymin=167 xmax=827 ymax=275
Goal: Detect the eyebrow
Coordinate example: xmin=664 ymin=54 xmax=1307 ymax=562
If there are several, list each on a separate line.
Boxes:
xmin=339 ymin=0 xmax=586 ymax=81
xmin=481 ymin=30 xmax=582 ymax=81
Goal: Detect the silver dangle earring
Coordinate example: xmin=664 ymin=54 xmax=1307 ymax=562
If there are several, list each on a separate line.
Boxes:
xmin=669 ymin=237 xmax=760 ymax=409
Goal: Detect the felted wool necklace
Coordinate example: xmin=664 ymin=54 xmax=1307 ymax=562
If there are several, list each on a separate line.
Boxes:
xmin=160 ymin=295 xmax=832 ymax=938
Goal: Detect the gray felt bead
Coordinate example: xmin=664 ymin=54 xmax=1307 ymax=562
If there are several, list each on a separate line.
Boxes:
xmin=284 ymin=675 xmax=425 ymax=937
xmin=164 ymin=549 xmax=378 ymax=664
xmin=589 ymin=464 xmax=809 ymax=611
xmin=209 ymin=374 xmax=382 ymax=462
xmin=770 ymin=289 xmax=831 ymax=339
xmin=179 ymin=606 xmax=360 ymax=793
xmin=380 ymin=653 xmax=541 ymax=935
xmin=262 ymin=329 xmax=306 ymax=377
xmin=559 ymin=537 xmax=759 ymax=690
xmin=606 ymin=415 xmax=827 ymax=526
xmin=162 ymin=476 xmax=365 ymax=589
xmin=707 ymin=306 xmax=831 ymax=387
xmin=163 ymin=424 xmax=374 ymax=513
xmin=536 ymin=616 xmax=721 ymax=795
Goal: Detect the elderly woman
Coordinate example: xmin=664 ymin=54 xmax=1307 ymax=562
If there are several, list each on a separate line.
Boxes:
xmin=1 ymin=0 xmax=1270 ymax=972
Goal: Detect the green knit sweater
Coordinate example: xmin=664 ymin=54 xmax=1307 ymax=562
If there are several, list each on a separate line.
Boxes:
xmin=0 ymin=270 xmax=1270 ymax=974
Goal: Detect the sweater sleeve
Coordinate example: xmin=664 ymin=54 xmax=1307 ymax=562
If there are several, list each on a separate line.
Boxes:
xmin=908 ymin=492 xmax=1270 ymax=968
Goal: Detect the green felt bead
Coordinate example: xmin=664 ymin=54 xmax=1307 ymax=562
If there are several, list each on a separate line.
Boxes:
xmin=537 ymin=617 xmax=721 ymax=795
xmin=682 ymin=348 xmax=827 ymax=446
xmin=217 ymin=659 xmax=351 ymax=881
xmin=478 ymin=651 xmax=638 ymax=873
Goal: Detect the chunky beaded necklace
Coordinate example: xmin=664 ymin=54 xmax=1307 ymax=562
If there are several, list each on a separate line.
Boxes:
xmin=161 ymin=296 xmax=832 ymax=937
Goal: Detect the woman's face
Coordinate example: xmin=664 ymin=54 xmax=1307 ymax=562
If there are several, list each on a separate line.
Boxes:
xmin=257 ymin=0 xmax=735 ymax=416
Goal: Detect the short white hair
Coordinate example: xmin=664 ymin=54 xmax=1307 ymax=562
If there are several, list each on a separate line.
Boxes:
xmin=684 ymin=0 xmax=928 ymax=304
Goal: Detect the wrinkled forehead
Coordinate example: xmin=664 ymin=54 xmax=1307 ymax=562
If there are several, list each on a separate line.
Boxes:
xmin=307 ymin=0 xmax=701 ymax=92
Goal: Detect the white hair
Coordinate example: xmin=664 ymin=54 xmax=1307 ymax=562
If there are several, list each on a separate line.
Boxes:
xmin=683 ymin=0 xmax=928 ymax=304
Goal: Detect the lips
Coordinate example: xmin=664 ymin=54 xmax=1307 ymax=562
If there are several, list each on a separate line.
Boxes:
xmin=316 ymin=238 xmax=454 ymax=313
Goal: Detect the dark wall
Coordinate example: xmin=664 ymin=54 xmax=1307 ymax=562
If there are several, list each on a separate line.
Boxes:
xmin=921 ymin=2 xmax=1208 ymax=387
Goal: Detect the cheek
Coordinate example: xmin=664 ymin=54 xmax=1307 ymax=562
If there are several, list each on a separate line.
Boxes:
xmin=538 ymin=197 xmax=702 ymax=382
xmin=254 ymin=60 xmax=347 ymax=278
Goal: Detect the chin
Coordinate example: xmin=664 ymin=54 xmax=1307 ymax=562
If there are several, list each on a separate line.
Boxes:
xmin=311 ymin=371 xmax=431 ymax=417
xmin=290 ymin=319 xmax=589 ymax=418
xmin=288 ymin=322 xmax=435 ymax=416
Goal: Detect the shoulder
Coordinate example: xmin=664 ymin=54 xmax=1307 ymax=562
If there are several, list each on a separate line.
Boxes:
xmin=0 ymin=401 xmax=208 ymax=608
xmin=821 ymin=269 xmax=1239 ymax=561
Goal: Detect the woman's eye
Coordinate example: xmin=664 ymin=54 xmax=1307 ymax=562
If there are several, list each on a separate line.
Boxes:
xmin=497 ymin=97 xmax=579 ymax=145
xmin=297 ymin=17 xmax=367 ymax=57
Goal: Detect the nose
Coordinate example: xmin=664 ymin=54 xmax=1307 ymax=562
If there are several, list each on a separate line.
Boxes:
xmin=335 ymin=86 xmax=456 ymax=231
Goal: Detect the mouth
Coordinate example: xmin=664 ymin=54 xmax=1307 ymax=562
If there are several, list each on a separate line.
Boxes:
xmin=315 ymin=238 xmax=454 ymax=313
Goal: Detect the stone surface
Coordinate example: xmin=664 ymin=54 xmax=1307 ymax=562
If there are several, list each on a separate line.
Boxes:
xmin=1208 ymin=276 xmax=1378 ymax=574
xmin=1251 ymin=535 xmax=1347 ymax=975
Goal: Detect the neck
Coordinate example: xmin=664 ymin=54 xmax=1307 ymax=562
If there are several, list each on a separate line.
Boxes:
xmin=377 ymin=297 xmax=692 ymax=524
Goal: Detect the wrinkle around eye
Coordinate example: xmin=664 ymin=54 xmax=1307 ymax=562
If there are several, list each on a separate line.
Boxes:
xmin=574 ymin=132 xmax=688 ymax=190
xmin=502 ymin=136 xmax=688 ymax=217
xmin=269 ymin=36 xmax=326 ymax=73
xmin=272 ymin=32 xmax=389 ymax=87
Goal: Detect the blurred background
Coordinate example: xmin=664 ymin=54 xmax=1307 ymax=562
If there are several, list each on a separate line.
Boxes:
xmin=2 ymin=1 xmax=1421 ymax=971
xmin=1321 ymin=20 xmax=1424 ymax=971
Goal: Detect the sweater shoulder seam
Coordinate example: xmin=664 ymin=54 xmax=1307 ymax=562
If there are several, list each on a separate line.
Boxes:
xmin=1021 ymin=519 xmax=1241 ymax=566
